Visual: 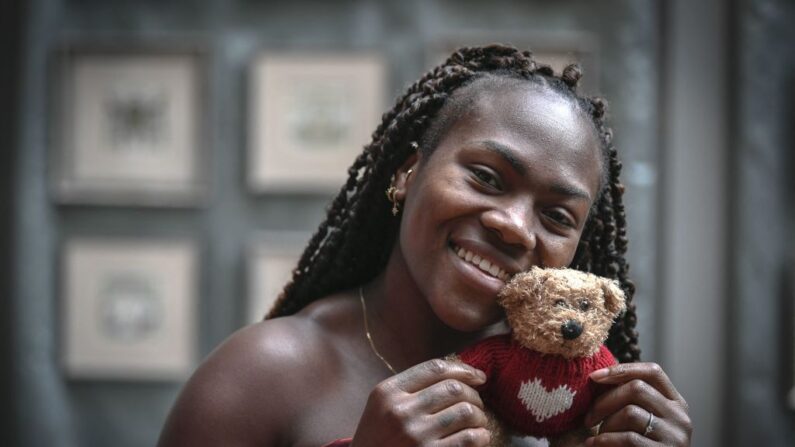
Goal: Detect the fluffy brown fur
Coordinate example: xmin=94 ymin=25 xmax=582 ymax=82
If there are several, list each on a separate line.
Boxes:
xmin=499 ymin=266 xmax=626 ymax=358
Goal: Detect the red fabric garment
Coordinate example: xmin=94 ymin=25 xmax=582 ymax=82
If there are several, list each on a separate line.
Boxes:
xmin=458 ymin=334 xmax=616 ymax=438
xmin=321 ymin=438 xmax=352 ymax=447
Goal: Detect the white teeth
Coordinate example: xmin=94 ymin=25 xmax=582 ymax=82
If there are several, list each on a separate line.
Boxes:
xmin=452 ymin=244 xmax=509 ymax=281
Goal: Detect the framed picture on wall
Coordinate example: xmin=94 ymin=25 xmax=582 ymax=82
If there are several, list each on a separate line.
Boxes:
xmin=61 ymin=237 xmax=198 ymax=380
xmin=427 ymin=31 xmax=600 ymax=94
xmin=52 ymin=47 xmax=205 ymax=206
xmin=248 ymin=53 xmax=386 ymax=193
xmin=246 ymin=232 xmax=309 ymax=324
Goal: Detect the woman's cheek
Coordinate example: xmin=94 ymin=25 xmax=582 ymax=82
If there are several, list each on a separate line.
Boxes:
xmin=548 ymin=236 xmax=580 ymax=268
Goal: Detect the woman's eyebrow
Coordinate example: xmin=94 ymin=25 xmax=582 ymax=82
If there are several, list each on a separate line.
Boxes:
xmin=477 ymin=139 xmax=527 ymax=176
xmin=476 ymin=139 xmax=592 ymax=202
xmin=550 ymin=183 xmax=592 ymax=202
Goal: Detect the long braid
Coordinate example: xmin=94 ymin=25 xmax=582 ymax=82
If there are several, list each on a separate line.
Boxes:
xmin=267 ymin=44 xmax=641 ymax=363
xmin=570 ymin=94 xmax=640 ymax=362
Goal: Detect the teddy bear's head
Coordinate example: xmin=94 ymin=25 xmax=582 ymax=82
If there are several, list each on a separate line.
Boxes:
xmin=497 ymin=266 xmax=626 ymax=359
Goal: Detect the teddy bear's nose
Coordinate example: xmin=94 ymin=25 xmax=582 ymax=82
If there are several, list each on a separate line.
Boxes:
xmin=561 ymin=320 xmax=583 ymax=340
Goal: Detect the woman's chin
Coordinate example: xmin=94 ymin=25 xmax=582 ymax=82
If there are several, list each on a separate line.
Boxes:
xmin=431 ymin=301 xmax=503 ymax=334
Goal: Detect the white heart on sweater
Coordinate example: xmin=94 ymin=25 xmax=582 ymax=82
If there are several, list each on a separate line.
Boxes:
xmin=517 ymin=377 xmax=577 ymax=422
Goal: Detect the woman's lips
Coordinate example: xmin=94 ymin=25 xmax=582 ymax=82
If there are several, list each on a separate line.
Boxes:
xmin=447 ymin=243 xmax=507 ymax=298
xmin=449 ymin=242 xmax=511 ymax=281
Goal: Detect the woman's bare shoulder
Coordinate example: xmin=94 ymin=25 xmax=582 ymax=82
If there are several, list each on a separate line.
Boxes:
xmin=158 ymin=299 xmax=354 ymax=447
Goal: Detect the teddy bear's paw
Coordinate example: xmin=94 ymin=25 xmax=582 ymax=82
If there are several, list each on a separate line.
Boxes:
xmin=484 ymin=407 xmax=511 ymax=447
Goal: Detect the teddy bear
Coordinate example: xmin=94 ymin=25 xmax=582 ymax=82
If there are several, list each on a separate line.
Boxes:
xmin=454 ymin=266 xmax=627 ymax=446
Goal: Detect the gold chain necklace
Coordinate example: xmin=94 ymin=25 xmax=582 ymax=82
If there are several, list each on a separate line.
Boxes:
xmin=358 ymin=286 xmax=397 ymax=375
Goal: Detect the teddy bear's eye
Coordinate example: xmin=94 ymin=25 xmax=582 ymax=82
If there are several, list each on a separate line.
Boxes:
xmin=554 ymin=299 xmax=566 ymax=307
xmin=579 ymin=300 xmax=591 ymax=311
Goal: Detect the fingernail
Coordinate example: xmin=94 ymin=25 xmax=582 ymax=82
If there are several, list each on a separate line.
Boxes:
xmin=476 ymin=369 xmax=487 ymax=381
xmin=590 ymin=368 xmax=609 ymax=381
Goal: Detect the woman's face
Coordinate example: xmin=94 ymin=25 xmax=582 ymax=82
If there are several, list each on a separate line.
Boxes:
xmin=398 ymin=82 xmax=603 ymax=332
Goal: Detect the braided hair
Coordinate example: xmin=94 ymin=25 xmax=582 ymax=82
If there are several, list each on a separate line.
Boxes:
xmin=267 ymin=44 xmax=641 ymax=363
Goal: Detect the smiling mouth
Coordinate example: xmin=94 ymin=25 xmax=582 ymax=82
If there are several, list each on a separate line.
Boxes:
xmin=450 ymin=243 xmax=511 ymax=281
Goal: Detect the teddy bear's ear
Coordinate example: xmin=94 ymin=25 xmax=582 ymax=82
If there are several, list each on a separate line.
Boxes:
xmin=526 ymin=266 xmax=550 ymax=296
xmin=600 ymin=279 xmax=627 ymax=316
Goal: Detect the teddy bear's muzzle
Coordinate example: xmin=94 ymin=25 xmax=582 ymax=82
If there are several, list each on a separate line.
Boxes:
xmin=561 ymin=320 xmax=583 ymax=340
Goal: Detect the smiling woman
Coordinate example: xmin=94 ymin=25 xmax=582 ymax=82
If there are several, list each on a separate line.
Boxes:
xmin=158 ymin=45 xmax=692 ymax=447
xmin=396 ymin=78 xmax=604 ymax=335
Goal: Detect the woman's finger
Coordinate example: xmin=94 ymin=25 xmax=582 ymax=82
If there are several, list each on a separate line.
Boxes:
xmin=597 ymin=404 xmax=651 ymax=435
xmin=590 ymin=362 xmax=685 ymax=406
xmin=584 ymin=379 xmax=671 ymax=428
xmin=437 ymin=428 xmax=491 ymax=447
xmin=385 ymin=359 xmax=486 ymax=394
xmin=587 ymin=431 xmax=659 ymax=446
xmin=598 ymin=404 xmax=674 ymax=442
xmin=413 ymin=379 xmax=485 ymax=413
xmin=423 ymin=401 xmax=489 ymax=438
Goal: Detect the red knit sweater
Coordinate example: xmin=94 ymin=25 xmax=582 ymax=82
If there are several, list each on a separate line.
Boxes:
xmin=458 ymin=334 xmax=616 ymax=438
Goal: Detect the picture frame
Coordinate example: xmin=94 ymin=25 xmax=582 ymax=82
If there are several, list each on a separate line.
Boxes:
xmin=427 ymin=31 xmax=600 ymax=94
xmin=246 ymin=231 xmax=310 ymax=324
xmin=52 ymin=46 xmax=206 ymax=206
xmin=248 ymin=53 xmax=386 ymax=193
xmin=61 ymin=237 xmax=198 ymax=380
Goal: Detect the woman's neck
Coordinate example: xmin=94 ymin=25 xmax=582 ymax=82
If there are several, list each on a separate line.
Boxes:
xmin=361 ymin=248 xmax=507 ymax=372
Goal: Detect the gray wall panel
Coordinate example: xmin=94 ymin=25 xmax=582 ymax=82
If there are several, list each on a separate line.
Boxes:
xmin=659 ymin=1 xmax=728 ymax=446
xmin=729 ymin=0 xmax=795 ymax=445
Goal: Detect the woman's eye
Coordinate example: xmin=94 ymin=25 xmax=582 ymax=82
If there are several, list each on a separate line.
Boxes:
xmin=544 ymin=209 xmax=575 ymax=228
xmin=471 ymin=168 xmax=500 ymax=189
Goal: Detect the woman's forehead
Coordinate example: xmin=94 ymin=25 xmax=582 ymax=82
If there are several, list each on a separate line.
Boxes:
xmin=472 ymin=82 xmax=590 ymax=136
xmin=422 ymin=82 xmax=603 ymax=196
xmin=446 ymin=84 xmax=600 ymax=163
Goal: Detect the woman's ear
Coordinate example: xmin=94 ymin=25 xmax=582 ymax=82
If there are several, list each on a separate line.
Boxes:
xmin=393 ymin=152 xmax=420 ymax=201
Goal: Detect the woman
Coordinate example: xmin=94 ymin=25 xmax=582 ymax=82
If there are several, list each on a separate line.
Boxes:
xmin=158 ymin=45 xmax=692 ymax=447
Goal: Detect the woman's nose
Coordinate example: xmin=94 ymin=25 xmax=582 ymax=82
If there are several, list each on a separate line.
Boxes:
xmin=480 ymin=205 xmax=536 ymax=251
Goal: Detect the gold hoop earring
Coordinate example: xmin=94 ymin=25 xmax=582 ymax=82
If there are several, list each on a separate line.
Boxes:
xmin=385 ymin=186 xmax=399 ymax=216
xmin=410 ymin=141 xmax=419 ymax=151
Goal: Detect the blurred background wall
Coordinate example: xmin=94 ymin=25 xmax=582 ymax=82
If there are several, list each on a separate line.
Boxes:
xmin=1 ymin=0 xmax=793 ymax=446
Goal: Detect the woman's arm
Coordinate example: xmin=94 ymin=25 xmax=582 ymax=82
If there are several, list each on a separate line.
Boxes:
xmin=158 ymin=322 xmax=304 ymax=447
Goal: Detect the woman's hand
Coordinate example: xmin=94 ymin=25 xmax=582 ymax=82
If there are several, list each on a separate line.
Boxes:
xmin=583 ymin=363 xmax=692 ymax=446
xmin=351 ymin=359 xmax=492 ymax=447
